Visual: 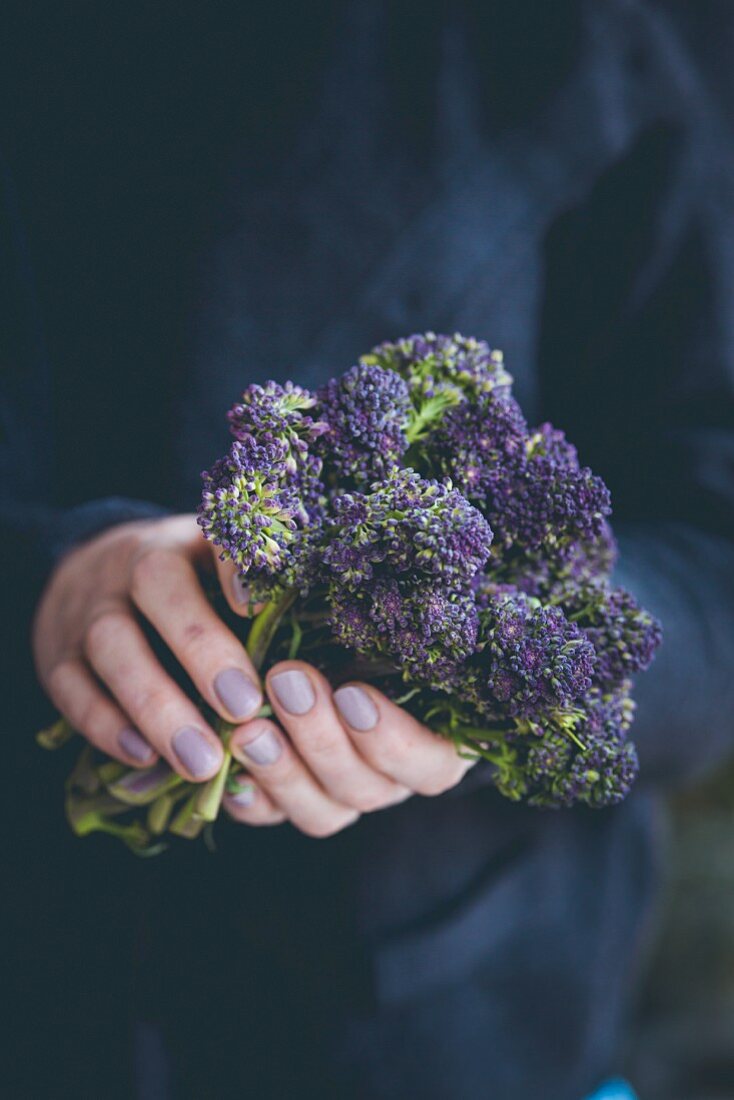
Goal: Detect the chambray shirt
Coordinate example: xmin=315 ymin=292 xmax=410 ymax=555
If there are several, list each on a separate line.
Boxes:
xmin=4 ymin=3 xmax=734 ymax=1098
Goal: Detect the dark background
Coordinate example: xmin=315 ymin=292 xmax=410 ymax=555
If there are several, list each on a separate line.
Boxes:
xmin=3 ymin=3 xmax=734 ymax=1097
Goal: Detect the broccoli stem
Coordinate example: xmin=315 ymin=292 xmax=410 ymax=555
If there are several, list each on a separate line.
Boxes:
xmin=37 ymin=716 xmax=75 ymax=750
xmin=246 ymin=589 xmax=298 ymax=671
xmin=194 ymin=750 xmax=232 ymax=822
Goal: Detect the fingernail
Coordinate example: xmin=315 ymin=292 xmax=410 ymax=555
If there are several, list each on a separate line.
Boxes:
xmin=334 ymin=685 xmax=378 ymax=731
xmin=172 ymin=726 xmax=222 ymax=779
xmin=232 ymin=573 xmax=249 ymax=605
xmin=269 ymin=670 xmax=315 ymax=715
xmin=238 ymin=728 xmax=282 ymax=766
xmin=214 ymin=668 xmax=261 ymax=719
xmin=226 ymin=782 xmax=256 ymax=808
xmin=118 ymin=726 xmax=155 ymax=763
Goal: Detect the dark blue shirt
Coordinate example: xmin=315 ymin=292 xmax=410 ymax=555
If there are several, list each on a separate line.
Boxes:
xmin=4 ymin=3 xmax=734 ymax=1097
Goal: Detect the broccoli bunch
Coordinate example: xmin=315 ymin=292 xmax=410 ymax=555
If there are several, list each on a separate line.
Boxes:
xmin=48 ymin=333 xmax=661 ymax=851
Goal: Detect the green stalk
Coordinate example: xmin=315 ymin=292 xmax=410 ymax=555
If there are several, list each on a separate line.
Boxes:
xmin=97 ymin=760 xmax=128 ymax=787
xmin=147 ymin=792 xmax=176 ymax=835
xmin=65 ymin=794 xmax=160 ymax=852
xmin=66 ymin=791 xmax=132 ymax=826
xmin=246 ymin=589 xmax=298 ymax=671
xmin=66 ymin=745 xmax=102 ymax=796
xmin=169 ymin=791 xmax=206 ymax=839
xmin=194 ymin=751 xmax=232 ymax=823
xmin=37 ymin=716 xmax=74 ymax=750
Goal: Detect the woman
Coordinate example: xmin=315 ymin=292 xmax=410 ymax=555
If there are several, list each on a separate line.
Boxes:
xmin=5 ymin=2 xmax=734 ymax=1096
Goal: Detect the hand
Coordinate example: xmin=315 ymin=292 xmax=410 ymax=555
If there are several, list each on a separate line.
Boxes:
xmin=33 ymin=515 xmax=263 ymax=780
xmin=34 ymin=513 xmax=474 ymax=835
xmin=222 ymin=663 xmax=474 ymax=837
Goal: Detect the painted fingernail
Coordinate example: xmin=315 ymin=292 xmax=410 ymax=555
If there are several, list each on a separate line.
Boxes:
xmin=118 ymin=726 xmax=155 ymax=763
xmin=172 ymin=726 xmax=222 ymax=779
xmin=226 ymin=781 xmax=256 ymax=808
xmin=269 ymin=670 xmax=315 ymax=715
xmin=232 ymin=573 xmax=249 ymax=605
xmin=214 ymin=668 xmax=261 ymax=719
xmin=238 ymin=729 xmax=282 ymax=766
xmin=334 ymin=686 xmax=378 ymax=731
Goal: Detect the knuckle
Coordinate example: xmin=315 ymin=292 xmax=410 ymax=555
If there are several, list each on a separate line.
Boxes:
xmin=244 ymin=808 xmax=287 ymax=828
xmin=347 ymin=788 xmax=390 ymax=814
xmin=46 ymin=659 xmax=77 ymax=704
xmin=130 ymin=546 xmax=177 ymax=598
xmin=373 ymin=732 xmax=412 ymax=770
xmin=417 ymin=763 xmax=464 ymax=798
xmin=135 ymin=683 xmax=177 ymax=729
xmin=300 ymin=812 xmax=359 ymax=839
xmin=181 ymin=620 xmax=207 ymax=646
xmin=178 ymin=622 xmax=238 ymax=672
xmin=84 ymin=610 xmax=129 ymax=658
xmin=265 ymin=758 xmax=298 ymax=787
xmin=299 ymin=726 xmax=340 ymax=758
xmin=177 ymin=620 xmax=212 ymax=663
xmin=78 ymin=697 xmax=111 ymax=741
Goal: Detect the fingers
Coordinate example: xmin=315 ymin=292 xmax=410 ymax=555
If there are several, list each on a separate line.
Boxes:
xmin=46 ymin=657 xmax=157 ymax=767
xmin=229 ymin=658 xmax=466 ymax=839
xmin=213 ymin=555 xmax=254 ymax=617
xmin=212 ymin=553 xmax=266 ymax=618
xmin=129 ymin=547 xmax=262 ymax=722
xmin=332 ymin=682 xmax=474 ymax=796
xmin=263 ymin=662 xmax=409 ymax=811
xmin=229 ymin=720 xmax=360 ymax=838
xmin=82 ymin=609 xmax=224 ymax=781
xmin=222 ymin=774 xmax=286 ymax=826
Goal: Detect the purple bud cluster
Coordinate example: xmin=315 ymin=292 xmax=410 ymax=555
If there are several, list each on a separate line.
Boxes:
xmin=430 ymin=393 xmax=528 ymax=501
xmin=228 ymin=380 xmax=328 ymax=455
xmin=330 ymin=581 xmax=479 ymax=690
xmin=524 ymin=723 xmax=639 ymax=809
xmin=228 ymin=380 xmax=327 ymax=512
xmin=324 ymin=469 xmax=493 ymax=586
xmin=316 ymin=363 xmax=411 ymax=484
xmin=557 ymin=582 xmax=663 ymax=689
xmin=324 ymin=469 xmax=490 ymax=689
xmin=468 ymin=593 xmax=596 ymax=718
xmin=198 ymin=382 xmax=328 ymax=599
xmin=198 ymin=333 xmax=661 ymax=810
xmin=197 ymin=438 xmax=301 ymax=588
xmin=365 ymin=331 xmax=512 ymax=405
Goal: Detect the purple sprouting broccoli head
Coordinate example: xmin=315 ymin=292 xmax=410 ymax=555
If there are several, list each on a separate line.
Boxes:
xmin=525 ymin=728 xmax=639 ymax=809
xmin=329 ymin=578 xmax=479 ymax=691
xmin=197 ymin=436 xmax=322 ymax=599
xmin=323 ymin=468 xmax=493 ymax=588
xmin=510 ymin=687 xmax=639 ymax=808
xmin=554 ymin=581 xmax=662 ymax=689
xmin=364 ymin=331 xmax=512 ymax=404
xmin=429 ymin=391 xmax=529 ymax=501
xmin=467 ymin=591 xmax=596 ymax=718
xmin=361 ymin=332 xmax=513 ymax=445
xmin=493 ymin=521 xmax=619 ymax=600
xmin=227 ymin=380 xmax=328 ymax=486
xmin=316 ymin=362 xmax=411 ymax=484
xmin=485 ymin=423 xmax=612 ymax=561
